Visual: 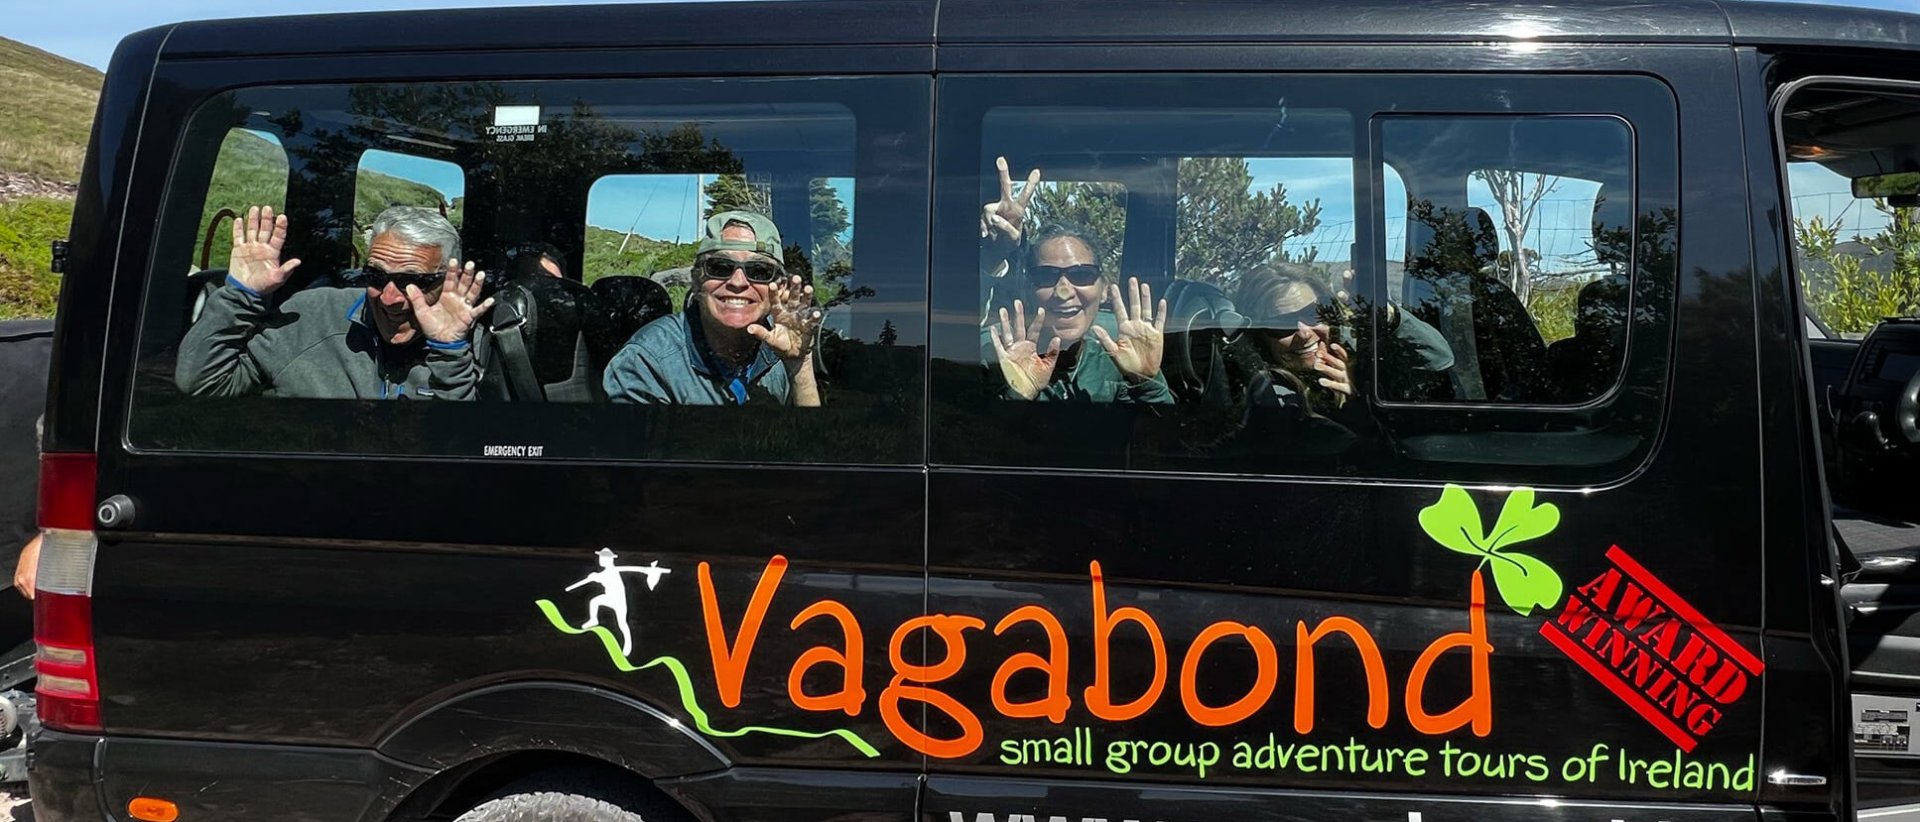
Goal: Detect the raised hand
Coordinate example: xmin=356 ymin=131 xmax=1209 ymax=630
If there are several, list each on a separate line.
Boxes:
xmin=981 ymin=156 xmax=1042 ymax=268
xmin=407 ymin=259 xmax=495 ymax=344
xmin=1312 ymin=332 xmax=1353 ymax=399
xmin=749 ymin=274 xmax=824 ymax=361
xmin=1092 ymin=277 xmax=1168 ymax=381
xmin=988 ymin=299 xmax=1060 ymax=400
xmin=227 ymin=205 xmax=302 ymax=295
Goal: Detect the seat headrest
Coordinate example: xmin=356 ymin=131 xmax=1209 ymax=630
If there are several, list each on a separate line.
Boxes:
xmin=1574 ymin=274 xmax=1629 ymax=338
xmin=1405 ymin=203 xmax=1500 ymax=276
xmin=1591 ymin=184 xmax=1631 ymax=267
xmin=1463 ymin=207 xmax=1499 ymax=267
xmin=587 ymin=275 xmax=674 ymax=368
xmin=492 ymin=276 xmax=603 ymax=385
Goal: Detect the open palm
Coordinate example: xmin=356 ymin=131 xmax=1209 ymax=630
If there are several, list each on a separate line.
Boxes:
xmin=988 ymin=299 xmax=1060 ymax=399
xmin=1091 ymin=278 xmax=1167 ymax=381
xmin=227 ymin=205 xmax=302 ymax=295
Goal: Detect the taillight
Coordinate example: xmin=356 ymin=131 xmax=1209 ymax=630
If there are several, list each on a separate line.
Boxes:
xmin=35 ymin=452 xmax=99 ymax=732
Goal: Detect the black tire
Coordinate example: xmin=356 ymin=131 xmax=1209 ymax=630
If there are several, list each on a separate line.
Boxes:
xmin=453 ymin=789 xmax=648 ymax=822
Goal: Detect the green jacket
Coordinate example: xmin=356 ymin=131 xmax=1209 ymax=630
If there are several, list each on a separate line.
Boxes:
xmin=986 ymin=312 xmax=1174 ymax=404
xmin=175 ymin=279 xmax=480 ymax=400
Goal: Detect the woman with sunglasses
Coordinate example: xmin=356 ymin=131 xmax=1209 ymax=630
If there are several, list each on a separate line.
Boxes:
xmin=1234 ymin=263 xmax=1453 ymax=417
xmin=987 ymin=225 xmax=1172 ymax=403
xmin=603 ymin=211 xmax=824 ymax=406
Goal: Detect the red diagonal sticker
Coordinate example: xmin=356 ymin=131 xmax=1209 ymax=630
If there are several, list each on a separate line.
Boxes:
xmin=1539 ymin=545 xmax=1762 ymax=751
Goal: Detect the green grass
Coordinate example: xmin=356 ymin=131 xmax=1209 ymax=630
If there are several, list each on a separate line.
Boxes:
xmin=0 ymin=197 xmax=72 ymax=319
xmin=0 ymin=38 xmax=102 ymax=181
xmin=584 ymin=224 xmax=698 ymax=285
xmin=194 ymin=129 xmax=462 ymax=269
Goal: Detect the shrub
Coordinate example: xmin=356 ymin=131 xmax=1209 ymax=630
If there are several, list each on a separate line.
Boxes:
xmin=0 ymin=197 xmax=72 ymax=319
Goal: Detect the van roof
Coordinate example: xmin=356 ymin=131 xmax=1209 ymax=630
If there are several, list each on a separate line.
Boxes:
xmin=140 ymin=0 xmax=1920 ymax=63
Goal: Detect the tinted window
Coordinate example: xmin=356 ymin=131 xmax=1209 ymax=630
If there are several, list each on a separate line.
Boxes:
xmin=1385 ymin=116 xmax=1633 ymax=404
xmin=129 ymin=77 xmax=929 ymax=464
xmin=929 ymin=75 xmax=1675 ymax=482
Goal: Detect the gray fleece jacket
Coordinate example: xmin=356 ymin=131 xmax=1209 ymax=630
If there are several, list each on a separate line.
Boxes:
xmin=174 ymin=279 xmax=479 ymax=400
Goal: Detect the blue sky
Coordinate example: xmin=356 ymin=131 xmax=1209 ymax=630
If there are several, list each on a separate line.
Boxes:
xmin=4 ymin=0 xmax=1910 ymax=251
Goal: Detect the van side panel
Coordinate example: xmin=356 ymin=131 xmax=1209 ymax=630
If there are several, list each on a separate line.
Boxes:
xmin=42 ymin=26 xmax=168 ymax=453
xmin=922 ymin=43 xmax=1775 ymax=820
xmin=1737 ymin=47 xmax=1855 ymax=817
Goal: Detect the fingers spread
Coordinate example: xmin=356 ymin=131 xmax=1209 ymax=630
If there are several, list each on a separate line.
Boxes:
xmin=472 ymin=297 xmax=495 ymax=320
xmin=404 ymin=284 xmax=429 ymax=313
xmin=1155 ymin=298 xmax=1169 ymax=332
xmin=1091 ymin=324 xmax=1120 ymax=355
xmin=997 ymin=156 xmax=1014 ymax=202
xmin=1012 ymin=299 xmax=1028 ymax=342
xmin=280 ymin=258 xmax=302 ymax=277
xmin=1108 ymin=284 xmax=1129 ymax=323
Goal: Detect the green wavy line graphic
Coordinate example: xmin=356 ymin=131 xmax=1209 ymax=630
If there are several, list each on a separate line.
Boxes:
xmin=535 ymin=599 xmax=880 ymax=758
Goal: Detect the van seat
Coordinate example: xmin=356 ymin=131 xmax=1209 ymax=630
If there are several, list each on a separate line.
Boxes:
xmin=588 ymin=275 xmax=674 ymax=371
xmin=1406 ymin=207 xmax=1549 ymax=402
xmin=1546 ymin=274 xmax=1628 ymax=402
xmin=486 ymin=276 xmax=607 ymax=402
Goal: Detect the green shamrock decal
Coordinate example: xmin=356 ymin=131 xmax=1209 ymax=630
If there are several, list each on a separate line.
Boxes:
xmin=1419 ymin=484 xmax=1564 ymax=616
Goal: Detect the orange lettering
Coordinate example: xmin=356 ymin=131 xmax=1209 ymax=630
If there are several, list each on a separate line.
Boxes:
xmin=1083 ymin=561 xmax=1168 ymax=721
xmin=991 ymin=605 xmax=1071 ymax=723
xmin=1293 ymin=616 xmax=1389 ymax=734
xmin=1179 ymin=621 xmax=1278 ymax=727
xmin=698 ymin=556 xmax=787 ymax=709
xmin=881 ymin=614 xmax=986 ymax=758
xmin=787 ymin=599 xmax=866 ymax=716
xmin=1405 ymin=569 xmax=1494 ymax=737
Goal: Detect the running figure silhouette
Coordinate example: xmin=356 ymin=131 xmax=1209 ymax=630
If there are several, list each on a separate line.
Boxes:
xmin=566 ymin=548 xmax=671 ymax=657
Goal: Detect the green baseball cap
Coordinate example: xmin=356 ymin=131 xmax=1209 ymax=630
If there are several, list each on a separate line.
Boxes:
xmin=697 ymin=210 xmax=784 ymax=262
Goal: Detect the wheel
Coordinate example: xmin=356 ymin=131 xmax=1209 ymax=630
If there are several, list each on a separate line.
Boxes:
xmin=453 ymin=790 xmax=648 ymax=822
xmin=452 ymin=770 xmax=667 ymax=822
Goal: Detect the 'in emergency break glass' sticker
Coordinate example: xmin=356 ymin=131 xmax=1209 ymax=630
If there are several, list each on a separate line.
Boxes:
xmin=487 ymin=105 xmax=547 ymax=143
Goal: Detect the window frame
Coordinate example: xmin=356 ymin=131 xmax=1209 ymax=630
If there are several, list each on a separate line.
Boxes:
xmin=124 ymin=72 xmax=932 ymax=467
xmin=927 ymin=72 xmax=1680 ymax=486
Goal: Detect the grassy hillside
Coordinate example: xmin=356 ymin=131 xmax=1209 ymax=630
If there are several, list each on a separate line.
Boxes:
xmin=0 ymin=38 xmax=102 ymax=182
xmin=584 ymin=224 xmax=698 ymax=285
xmin=195 ymin=129 xmax=460 ymax=270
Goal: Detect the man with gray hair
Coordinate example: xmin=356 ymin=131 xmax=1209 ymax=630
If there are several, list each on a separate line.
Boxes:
xmin=176 ymin=204 xmax=495 ymax=399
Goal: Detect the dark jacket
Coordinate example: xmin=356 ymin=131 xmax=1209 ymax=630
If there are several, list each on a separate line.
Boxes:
xmin=175 ymin=280 xmax=480 ymax=400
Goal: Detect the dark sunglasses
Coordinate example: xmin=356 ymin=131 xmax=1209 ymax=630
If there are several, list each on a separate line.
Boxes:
xmin=1257 ymin=304 xmax=1327 ymax=331
xmin=697 ymin=255 xmax=784 ymax=284
xmin=1026 ymin=264 xmax=1102 ymax=288
xmin=346 ymin=265 xmax=445 ymax=292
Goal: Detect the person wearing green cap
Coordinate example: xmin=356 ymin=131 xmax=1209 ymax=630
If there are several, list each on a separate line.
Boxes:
xmin=603 ymin=210 xmax=825 ymax=405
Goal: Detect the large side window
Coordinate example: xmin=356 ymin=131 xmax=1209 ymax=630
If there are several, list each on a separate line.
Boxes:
xmin=929 ymin=74 xmax=1676 ymax=483
xmin=1385 ymin=116 xmax=1633 ymax=404
xmin=130 ymin=77 xmax=929 ymax=464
